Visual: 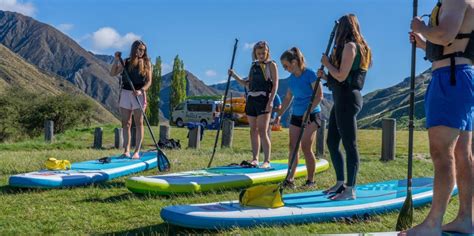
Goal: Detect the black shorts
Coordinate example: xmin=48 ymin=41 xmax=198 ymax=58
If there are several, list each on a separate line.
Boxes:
xmin=245 ymin=95 xmax=270 ymax=117
xmin=290 ymin=113 xmax=321 ymax=128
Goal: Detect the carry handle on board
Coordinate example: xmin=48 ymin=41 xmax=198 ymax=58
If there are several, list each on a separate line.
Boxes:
xmin=284 ymin=20 xmax=339 ymax=182
xmin=118 ymin=54 xmax=170 ymax=172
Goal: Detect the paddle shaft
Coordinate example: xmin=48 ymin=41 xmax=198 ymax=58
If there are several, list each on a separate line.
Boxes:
xmin=208 ymin=39 xmax=239 ymax=168
xmin=407 ymin=0 xmax=418 ymax=203
xmin=396 ymin=0 xmax=417 ymax=230
xmin=285 ymin=21 xmax=339 ymax=181
xmin=118 ymin=57 xmax=169 ymax=171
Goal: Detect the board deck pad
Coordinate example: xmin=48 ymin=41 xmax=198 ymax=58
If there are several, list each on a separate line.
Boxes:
xmin=161 ymin=178 xmax=459 ymax=230
xmin=9 ymin=151 xmax=158 ymax=188
xmin=126 ymin=159 xmax=330 ymax=195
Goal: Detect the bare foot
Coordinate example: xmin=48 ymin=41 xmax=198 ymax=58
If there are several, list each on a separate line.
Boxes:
xmin=120 ymin=152 xmax=131 ymax=158
xmin=131 ymin=152 xmax=140 ymax=159
xmin=398 ymin=221 xmax=442 ymax=236
xmin=442 ymin=217 xmax=473 ymax=234
xmin=330 ymin=188 xmax=356 ymax=201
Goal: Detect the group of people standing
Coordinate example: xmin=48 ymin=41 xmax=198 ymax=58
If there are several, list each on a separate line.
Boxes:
xmin=229 ymin=14 xmax=372 ymax=201
xmin=109 ymin=1 xmax=473 ymax=234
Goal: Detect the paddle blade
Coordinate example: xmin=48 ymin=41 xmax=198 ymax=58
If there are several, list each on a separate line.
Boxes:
xmin=157 ymin=150 xmax=170 ymax=172
xmin=396 ymin=193 xmax=413 ymax=231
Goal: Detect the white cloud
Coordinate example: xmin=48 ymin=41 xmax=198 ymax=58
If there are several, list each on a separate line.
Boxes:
xmin=56 ymin=23 xmax=74 ymax=32
xmin=91 ymin=27 xmax=141 ymax=50
xmin=205 ymin=69 xmax=217 ymax=77
xmin=244 ymin=42 xmax=256 ymax=50
xmin=0 ymin=0 xmax=36 ymax=16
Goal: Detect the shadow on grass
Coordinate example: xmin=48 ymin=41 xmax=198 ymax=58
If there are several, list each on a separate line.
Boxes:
xmin=0 ymin=180 xmax=127 ymax=195
xmin=101 ymin=215 xmax=387 ymax=236
xmin=101 ymin=222 xmax=219 ymax=235
xmin=0 ymin=185 xmax=47 ymax=195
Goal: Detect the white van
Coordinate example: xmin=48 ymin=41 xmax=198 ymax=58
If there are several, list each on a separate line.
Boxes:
xmin=172 ymin=99 xmax=222 ymax=127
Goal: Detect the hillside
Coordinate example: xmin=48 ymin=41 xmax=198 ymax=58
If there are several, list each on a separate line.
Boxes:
xmin=0 ymin=10 xmax=120 ymax=115
xmin=0 ymin=43 xmax=118 ymax=123
xmin=358 ymin=69 xmax=431 ymax=129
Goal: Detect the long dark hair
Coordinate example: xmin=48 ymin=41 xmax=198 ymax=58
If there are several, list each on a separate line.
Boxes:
xmin=280 ymin=47 xmax=306 ymax=71
xmin=331 ymin=14 xmax=372 ymax=70
xmin=128 ymin=40 xmax=150 ymax=77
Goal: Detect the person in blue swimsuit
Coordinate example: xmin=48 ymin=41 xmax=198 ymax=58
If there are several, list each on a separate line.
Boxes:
xmin=402 ymin=1 xmax=474 ymax=235
xmin=276 ymin=47 xmax=323 ymax=189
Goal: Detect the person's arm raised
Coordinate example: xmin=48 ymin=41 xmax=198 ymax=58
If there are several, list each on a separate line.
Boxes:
xmin=321 ymin=42 xmax=357 ymax=82
xmin=412 ymin=0 xmax=467 ymax=46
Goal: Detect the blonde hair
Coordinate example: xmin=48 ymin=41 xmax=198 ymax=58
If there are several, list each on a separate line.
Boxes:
xmin=252 ymin=41 xmax=270 ymax=61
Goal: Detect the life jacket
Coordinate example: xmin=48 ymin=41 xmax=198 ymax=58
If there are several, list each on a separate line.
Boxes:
xmin=248 ymin=61 xmax=273 ymax=95
xmin=121 ymin=58 xmax=147 ymax=90
xmin=327 ymin=44 xmax=369 ymax=91
xmin=425 ymin=0 xmax=474 ymax=86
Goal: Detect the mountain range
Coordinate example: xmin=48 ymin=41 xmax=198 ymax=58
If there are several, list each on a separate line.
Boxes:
xmin=0 ymin=10 xmax=431 ymax=129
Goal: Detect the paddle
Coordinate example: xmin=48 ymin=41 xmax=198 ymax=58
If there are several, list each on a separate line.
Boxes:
xmin=284 ymin=21 xmax=339 ymax=183
xmin=118 ymin=54 xmax=170 ymax=172
xmin=396 ymin=0 xmax=417 ymax=231
xmin=208 ymin=39 xmax=238 ymax=168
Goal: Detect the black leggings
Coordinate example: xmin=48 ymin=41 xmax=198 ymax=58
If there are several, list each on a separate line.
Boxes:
xmin=327 ymin=89 xmax=363 ymax=187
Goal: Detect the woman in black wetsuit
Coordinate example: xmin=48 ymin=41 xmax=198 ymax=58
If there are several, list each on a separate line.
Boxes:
xmin=317 ymin=14 xmax=372 ymax=200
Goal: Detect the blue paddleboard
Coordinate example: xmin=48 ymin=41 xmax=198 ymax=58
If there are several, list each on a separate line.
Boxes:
xmin=161 ymin=178 xmax=458 ymax=229
xmin=9 ymin=152 xmax=158 ymax=188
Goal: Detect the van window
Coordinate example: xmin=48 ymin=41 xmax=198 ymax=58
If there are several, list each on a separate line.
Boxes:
xmin=215 ymin=104 xmax=222 ymax=112
xmin=187 ymin=103 xmax=212 ymax=112
xmin=174 ymin=103 xmax=185 ymax=111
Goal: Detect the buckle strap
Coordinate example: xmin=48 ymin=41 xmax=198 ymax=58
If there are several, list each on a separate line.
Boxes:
xmin=449 ymin=56 xmax=456 ymax=86
xmin=455 ymin=31 xmax=474 ymax=39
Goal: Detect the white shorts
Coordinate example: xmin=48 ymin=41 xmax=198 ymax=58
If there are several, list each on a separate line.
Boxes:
xmin=119 ymin=89 xmax=147 ymax=110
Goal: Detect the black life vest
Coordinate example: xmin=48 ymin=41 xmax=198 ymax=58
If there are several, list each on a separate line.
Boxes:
xmin=121 ymin=58 xmax=147 ymax=90
xmin=248 ymin=61 xmax=273 ymax=94
xmin=425 ymin=0 xmax=474 ymax=86
xmin=327 ymin=44 xmax=368 ymax=91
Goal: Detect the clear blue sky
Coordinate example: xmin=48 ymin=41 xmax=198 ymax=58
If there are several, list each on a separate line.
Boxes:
xmin=4 ymin=0 xmax=435 ymax=94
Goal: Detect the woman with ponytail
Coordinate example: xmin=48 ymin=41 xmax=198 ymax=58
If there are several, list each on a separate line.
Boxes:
xmin=276 ymin=47 xmax=323 ymax=189
xmin=317 ymin=14 xmax=372 ymax=200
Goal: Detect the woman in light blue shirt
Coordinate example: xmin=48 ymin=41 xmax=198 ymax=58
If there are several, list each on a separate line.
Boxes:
xmin=276 ymin=47 xmax=323 ymax=189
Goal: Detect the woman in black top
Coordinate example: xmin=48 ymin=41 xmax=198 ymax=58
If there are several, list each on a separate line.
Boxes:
xmin=228 ymin=41 xmax=279 ymax=168
xmin=318 ymin=14 xmax=372 ymax=200
xmin=110 ymin=40 xmax=152 ymax=159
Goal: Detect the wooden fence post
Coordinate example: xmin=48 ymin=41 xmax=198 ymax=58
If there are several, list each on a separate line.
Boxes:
xmin=44 ymin=120 xmax=54 ymax=143
xmin=160 ymin=125 xmax=170 ymax=140
xmin=381 ymin=118 xmax=396 ymax=161
xmin=221 ymin=120 xmax=234 ymax=148
xmin=93 ymin=127 xmax=103 ymax=149
xmin=114 ymin=128 xmax=123 ymax=149
xmin=188 ymin=125 xmax=201 ymax=149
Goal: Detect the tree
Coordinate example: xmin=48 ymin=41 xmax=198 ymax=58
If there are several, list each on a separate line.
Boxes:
xmin=170 ymin=55 xmax=187 ymax=123
xmin=147 ymin=56 xmax=161 ymax=125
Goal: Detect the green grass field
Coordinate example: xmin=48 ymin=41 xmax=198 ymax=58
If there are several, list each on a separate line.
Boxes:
xmin=0 ymin=125 xmax=461 ymax=234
